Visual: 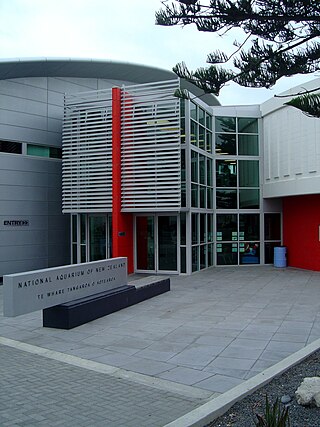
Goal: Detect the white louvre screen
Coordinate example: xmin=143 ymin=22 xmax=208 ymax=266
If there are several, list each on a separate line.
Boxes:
xmin=62 ymin=90 xmax=112 ymax=213
xmin=121 ymin=80 xmax=181 ymax=211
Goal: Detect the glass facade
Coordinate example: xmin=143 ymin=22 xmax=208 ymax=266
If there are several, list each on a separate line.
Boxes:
xmin=71 ymin=214 xmax=111 ymax=264
xmin=180 ymin=102 xmax=265 ymax=272
xmin=211 ymin=115 xmax=262 ymax=268
xmin=69 ymin=94 xmax=280 ymax=275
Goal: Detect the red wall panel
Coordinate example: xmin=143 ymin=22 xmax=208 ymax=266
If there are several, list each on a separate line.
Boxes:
xmin=283 ymin=195 xmax=320 ymax=271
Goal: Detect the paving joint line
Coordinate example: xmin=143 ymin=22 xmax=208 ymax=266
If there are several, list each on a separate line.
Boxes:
xmin=0 ymin=336 xmax=215 ymax=400
xmin=162 ymin=337 xmax=320 ymax=427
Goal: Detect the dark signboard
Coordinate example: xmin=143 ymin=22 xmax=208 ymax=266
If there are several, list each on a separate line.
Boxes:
xmin=3 ymin=220 xmax=29 ymax=226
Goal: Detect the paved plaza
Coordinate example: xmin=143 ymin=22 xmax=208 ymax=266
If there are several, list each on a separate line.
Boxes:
xmin=1 ymin=266 xmax=320 ymax=426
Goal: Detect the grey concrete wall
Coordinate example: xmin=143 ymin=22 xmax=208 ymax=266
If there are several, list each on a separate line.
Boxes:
xmin=0 ymin=75 xmax=138 ymax=276
xmin=0 ymin=154 xmax=69 ymax=275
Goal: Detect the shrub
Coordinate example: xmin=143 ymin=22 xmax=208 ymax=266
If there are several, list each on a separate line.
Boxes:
xmin=255 ymin=395 xmax=290 ymax=427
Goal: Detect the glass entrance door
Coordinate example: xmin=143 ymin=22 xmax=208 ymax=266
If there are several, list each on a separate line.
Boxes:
xmin=158 ymin=216 xmax=177 ymax=271
xmin=136 ymin=215 xmax=178 ymax=273
xmin=89 ymin=216 xmax=107 ymax=261
xmin=136 ymin=216 xmax=155 ymax=270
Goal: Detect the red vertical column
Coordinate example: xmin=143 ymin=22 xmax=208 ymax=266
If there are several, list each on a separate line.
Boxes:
xmin=112 ymin=87 xmax=134 ymax=273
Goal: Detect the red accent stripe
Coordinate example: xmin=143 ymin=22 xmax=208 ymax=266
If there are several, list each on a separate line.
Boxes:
xmin=112 ymin=87 xmax=134 ymax=273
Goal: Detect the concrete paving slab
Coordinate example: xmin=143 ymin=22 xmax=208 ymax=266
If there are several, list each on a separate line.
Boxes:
xmin=1 ymin=266 xmax=320 ymax=426
xmin=158 ymin=366 xmax=214 ymax=386
xmin=204 ymin=356 xmax=256 ymax=372
xmin=195 ymin=374 xmax=244 ymax=393
xmin=269 ymin=332 xmax=308 ymax=343
xmin=219 ymin=345 xmax=264 ymax=359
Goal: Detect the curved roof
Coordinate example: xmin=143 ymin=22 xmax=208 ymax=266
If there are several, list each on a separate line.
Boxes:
xmin=0 ymin=57 xmax=220 ymax=106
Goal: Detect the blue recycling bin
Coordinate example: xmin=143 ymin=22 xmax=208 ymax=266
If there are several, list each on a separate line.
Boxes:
xmin=274 ymin=246 xmax=287 ymax=268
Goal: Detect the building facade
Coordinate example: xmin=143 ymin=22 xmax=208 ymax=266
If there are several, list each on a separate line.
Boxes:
xmin=62 ymin=79 xmax=283 ymax=275
xmin=0 ymin=58 xmax=319 ymax=277
xmin=261 ymin=80 xmax=320 ymax=271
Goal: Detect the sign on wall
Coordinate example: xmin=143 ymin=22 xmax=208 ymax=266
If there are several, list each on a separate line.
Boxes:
xmin=3 ymin=220 xmax=30 ymax=226
xmin=3 ymin=258 xmax=127 ymax=317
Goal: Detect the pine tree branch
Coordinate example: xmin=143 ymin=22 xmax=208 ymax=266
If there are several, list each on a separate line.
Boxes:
xmin=275 ymin=86 xmax=320 ymax=98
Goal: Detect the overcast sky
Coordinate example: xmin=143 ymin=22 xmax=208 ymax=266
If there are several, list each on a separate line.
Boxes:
xmin=0 ymin=0 xmax=317 ymax=105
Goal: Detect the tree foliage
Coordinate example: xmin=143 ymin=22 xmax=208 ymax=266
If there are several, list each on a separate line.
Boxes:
xmin=156 ymin=0 xmax=320 ymax=97
xmin=285 ymin=93 xmax=320 ymax=117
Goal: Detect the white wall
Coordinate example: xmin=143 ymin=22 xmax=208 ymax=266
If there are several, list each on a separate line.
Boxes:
xmin=261 ymin=78 xmax=320 ymax=198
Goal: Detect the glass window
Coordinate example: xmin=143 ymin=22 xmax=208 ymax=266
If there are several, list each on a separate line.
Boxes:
xmin=158 ymin=216 xmax=177 ymax=271
xmin=200 ymin=245 xmax=206 ymax=269
xmin=180 ymin=119 xmax=186 ymax=144
xmin=191 ymin=150 xmax=198 ymax=182
xmin=238 ymin=134 xmax=259 ymax=156
xmin=216 ymin=189 xmax=237 ymax=209
xmin=136 ymin=216 xmax=155 ymax=270
xmin=199 ymin=125 xmax=205 ymax=150
xmin=89 ymin=216 xmax=106 ymax=262
xmin=239 ymin=214 xmax=260 ymax=240
xmin=206 ymin=131 xmax=212 ymax=152
xmin=180 ymin=247 xmax=186 ymax=273
xmin=240 ymin=242 xmax=260 ymax=264
xmin=192 ymin=246 xmax=199 ymax=272
xmin=216 ymin=243 xmax=238 ymax=265
xmin=206 ymin=113 xmax=212 ymax=129
xmin=238 ymin=118 xmax=258 ymax=133
xmin=181 ymin=149 xmax=186 ymax=181
xmin=208 ymin=244 xmax=214 ymax=267
xmin=191 ymin=184 xmax=198 ymax=207
xmin=200 ymin=186 xmax=206 ymax=208
xmin=265 ymin=242 xmax=281 ymax=264
xmin=207 ymin=159 xmax=212 ymax=186
xmin=72 ymin=215 xmax=77 ymax=264
xmin=107 ymin=216 xmax=112 ymax=258
xmin=207 ymin=214 xmax=213 ymax=242
xmin=217 ymin=214 xmax=237 ymax=241
xmin=215 ymin=116 xmax=236 ymax=133
xmin=181 ymin=182 xmax=186 ymax=207
xmin=199 ymin=108 xmax=205 ymax=126
xmin=200 ymin=214 xmax=206 ymax=243
xmin=180 ymin=99 xmax=186 ymax=118
xmin=199 ymin=154 xmax=206 ymax=185
xmin=216 ymin=160 xmax=237 ymax=187
xmin=215 ymin=134 xmax=236 ymax=155
xmin=81 ymin=245 xmax=86 ymax=263
xmin=27 ymin=144 xmax=50 ymax=157
xmin=239 ymin=189 xmax=260 ymax=209
xmin=180 ymin=212 xmax=186 ymax=245
xmin=207 ymin=188 xmax=213 ymax=209
xmin=80 ymin=214 xmax=86 ymax=245
xmin=192 ymin=213 xmax=198 ymax=244
xmin=239 ymin=160 xmax=259 ymax=187
xmin=50 ymin=147 xmax=62 ymax=159
xmin=264 ymin=213 xmax=281 ymax=240
xmin=0 ymin=140 xmax=22 ymax=154
xmin=72 ymin=244 xmax=77 ymax=264
xmin=72 ymin=215 xmax=77 ymax=244
xmin=191 ymin=120 xmax=198 ymax=146
xmin=190 ymin=102 xmax=197 ymax=121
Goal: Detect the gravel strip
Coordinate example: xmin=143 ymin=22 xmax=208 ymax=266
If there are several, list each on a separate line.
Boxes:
xmin=207 ymin=349 xmax=320 ymax=427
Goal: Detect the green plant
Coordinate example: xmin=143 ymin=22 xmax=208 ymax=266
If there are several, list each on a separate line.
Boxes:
xmin=255 ymin=395 xmax=291 ymax=427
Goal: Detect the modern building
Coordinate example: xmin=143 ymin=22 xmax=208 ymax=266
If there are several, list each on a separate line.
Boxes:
xmin=0 ymin=58 xmax=319 ymax=278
